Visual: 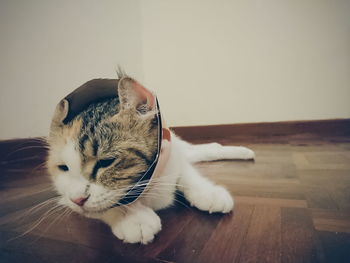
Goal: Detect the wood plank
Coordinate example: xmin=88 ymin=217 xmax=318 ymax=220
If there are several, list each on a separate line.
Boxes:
xmin=318 ymin=231 xmax=350 ymax=263
xmin=197 ymin=204 xmax=255 ymax=263
xmin=312 ymin=209 xmax=350 ymax=234
xmin=156 ymin=211 xmax=223 ymax=263
xmin=237 ymin=206 xmax=282 ymax=263
xmin=235 ymin=196 xmax=307 ymax=208
xmin=281 ymin=207 xmax=323 ymax=263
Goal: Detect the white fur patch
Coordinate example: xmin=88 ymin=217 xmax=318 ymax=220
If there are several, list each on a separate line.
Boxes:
xmin=60 ymin=139 xmax=81 ymax=175
xmin=110 ymin=203 xmax=161 ymax=244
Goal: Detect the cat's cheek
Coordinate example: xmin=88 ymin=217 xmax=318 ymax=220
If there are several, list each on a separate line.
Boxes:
xmin=53 ymin=172 xmax=89 ymax=198
xmin=53 ymin=174 xmax=82 ymax=213
xmin=53 ymin=173 xmax=70 ymax=196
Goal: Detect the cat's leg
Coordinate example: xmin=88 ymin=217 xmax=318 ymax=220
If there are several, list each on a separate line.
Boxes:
xmin=186 ymin=142 xmax=255 ymax=163
xmin=178 ymin=162 xmax=234 ymax=213
xmin=174 ymin=135 xmax=255 ymax=163
xmin=100 ymin=202 xmax=161 ymax=244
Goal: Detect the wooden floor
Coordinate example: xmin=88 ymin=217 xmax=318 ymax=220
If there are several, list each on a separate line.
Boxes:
xmin=1 ymin=135 xmax=350 ymax=263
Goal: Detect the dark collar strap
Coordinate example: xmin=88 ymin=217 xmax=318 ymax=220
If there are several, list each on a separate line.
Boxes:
xmin=113 ymin=98 xmax=163 ymax=206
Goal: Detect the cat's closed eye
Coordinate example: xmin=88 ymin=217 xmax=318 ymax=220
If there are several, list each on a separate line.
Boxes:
xmin=58 ymin=164 xmax=69 ymax=171
xmin=97 ymin=158 xmax=116 ymax=168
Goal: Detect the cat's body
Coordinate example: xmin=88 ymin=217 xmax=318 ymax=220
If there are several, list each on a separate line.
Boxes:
xmin=48 ymin=76 xmax=254 ymax=244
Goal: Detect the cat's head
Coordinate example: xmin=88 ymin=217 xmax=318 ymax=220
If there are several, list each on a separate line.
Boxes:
xmin=47 ymin=76 xmax=158 ymax=216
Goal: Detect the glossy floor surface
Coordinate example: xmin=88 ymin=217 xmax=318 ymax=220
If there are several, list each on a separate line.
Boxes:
xmin=1 ymin=137 xmax=350 ymax=262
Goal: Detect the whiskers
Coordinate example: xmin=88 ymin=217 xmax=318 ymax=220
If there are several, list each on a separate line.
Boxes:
xmin=5 ymin=137 xmax=49 ymax=158
xmin=7 ymin=196 xmax=72 ymax=243
xmin=1 ymin=137 xmax=49 ymax=174
xmin=108 ymin=178 xmax=192 ymax=210
xmin=16 ymin=195 xmax=60 ymax=222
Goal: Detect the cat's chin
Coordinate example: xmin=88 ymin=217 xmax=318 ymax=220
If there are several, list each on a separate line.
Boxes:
xmin=71 ymin=205 xmax=112 ymax=217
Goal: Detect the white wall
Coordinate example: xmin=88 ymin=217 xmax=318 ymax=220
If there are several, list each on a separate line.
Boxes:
xmin=1 ymin=0 xmax=350 ymax=139
xmin=0 ymin=0 xmax=143 ymax=139
xmin=140 ymin=0 xmax=350 ymax=127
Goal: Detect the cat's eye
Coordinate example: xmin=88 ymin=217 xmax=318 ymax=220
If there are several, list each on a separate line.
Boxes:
xmin=97 ymin=158 xmax=116 ymax=168
xmin=58 ymin=164 xmax=69 ymax=172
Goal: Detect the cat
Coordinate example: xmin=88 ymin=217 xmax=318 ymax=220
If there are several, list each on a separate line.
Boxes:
xmin=47 ymin=74 xmax=255 ymax=244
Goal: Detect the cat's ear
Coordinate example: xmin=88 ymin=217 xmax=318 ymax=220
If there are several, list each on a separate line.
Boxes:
xmin=50 ymin=99 xmax=69 ymax=132
xmin=117 ymin=77 xmax=156 ymax=114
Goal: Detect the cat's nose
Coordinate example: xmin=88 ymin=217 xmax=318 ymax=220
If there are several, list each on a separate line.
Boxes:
xmin=71 ymin=195 xmax=89 ymax=206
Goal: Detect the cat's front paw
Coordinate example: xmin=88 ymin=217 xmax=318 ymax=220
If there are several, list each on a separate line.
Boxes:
xmin=111 ymin=206 xmax=161 ymax=244
xmin=187 ymin=185 xmax=234 ymax=213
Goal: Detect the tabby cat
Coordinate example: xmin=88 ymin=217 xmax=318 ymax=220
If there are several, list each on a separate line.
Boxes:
xmin=47 ymin=74 xmax=255 ymax=244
